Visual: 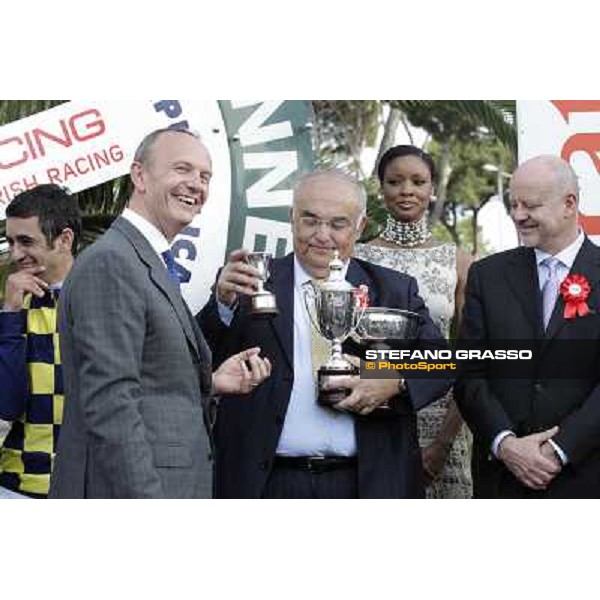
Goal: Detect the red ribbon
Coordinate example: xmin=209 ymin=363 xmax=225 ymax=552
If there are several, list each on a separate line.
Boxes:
xmin=560 ymin=274 xmax=591 ymax=319
xmin=354 ymin=284 xmax=370 ymax=309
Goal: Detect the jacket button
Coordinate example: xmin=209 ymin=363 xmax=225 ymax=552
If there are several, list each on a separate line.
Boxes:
xmin=534 ymin=382 xmax=543 ymax=393
xmin=260 ymin=460 xmax=270 ymax=471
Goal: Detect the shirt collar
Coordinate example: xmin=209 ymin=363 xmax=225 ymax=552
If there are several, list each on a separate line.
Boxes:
xmin=535 ymin=229 xmax=585 ymax=270
xmin=122 ymin=208 xmax=171 ymax=258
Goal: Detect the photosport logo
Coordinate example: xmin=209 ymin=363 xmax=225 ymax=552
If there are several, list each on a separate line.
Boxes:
xmin=0 ymin=100 xmax=315 ymax=311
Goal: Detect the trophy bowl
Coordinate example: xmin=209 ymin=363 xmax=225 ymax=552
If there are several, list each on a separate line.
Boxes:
xmin=354 ymin=307 xmax=421 ymax=347
xmin=245 ymin=251 xmax=279 ymax=317
xmin=307 ymin=282 xmax=363 ymax=406
xmin=353 ymin=307 xmax=422 ymax=413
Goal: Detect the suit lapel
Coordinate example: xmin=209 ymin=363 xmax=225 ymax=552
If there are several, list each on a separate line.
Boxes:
xmin=505 ymin=247 xmax=544 ymax=339
xmin=113 ymin=217 xmax=200 ymax=359
xmin=264 ymin=254 xmax=294 ymax=371
xmin=184 ymin=301 xmax=213 ymax=393
xmin=545 ymin=238 xmax=600 ymax=341
xmin=347 ymin=259 xmax=378 ymax=305
xmin=148 ymin=264 xmax=200 ymax=358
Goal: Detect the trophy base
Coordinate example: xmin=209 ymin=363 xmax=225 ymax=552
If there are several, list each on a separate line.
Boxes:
xmin=250 ymin=293 xmax=279 ymax=317
xmin=317 ymin=366 xmax=360 ymax=407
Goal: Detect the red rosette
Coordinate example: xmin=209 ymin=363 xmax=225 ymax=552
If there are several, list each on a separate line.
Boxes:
xmin=354 ymin=284 xmax=370 ymax=309
xmin=560 ymin=273 xmax=591 ymax=319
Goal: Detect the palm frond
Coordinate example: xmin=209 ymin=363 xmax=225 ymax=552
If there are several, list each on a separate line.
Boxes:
xmin=388 ymin=100 xmax=517 ymax=156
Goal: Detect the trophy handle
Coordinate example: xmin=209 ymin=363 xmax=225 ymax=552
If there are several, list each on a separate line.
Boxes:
xmin=302 ymin=282 xmax=322 ymax=335
xmin=346 ymin=291 xmax=367 ymax=340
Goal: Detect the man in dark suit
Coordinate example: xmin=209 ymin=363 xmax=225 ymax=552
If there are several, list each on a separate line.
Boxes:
xmin=50 ymin=128 xmax=270 ymax=498
xmin=456 ymin=154 xmax=600 ymax=498
xmin=198 ymin=169 xmax=450 ymax=498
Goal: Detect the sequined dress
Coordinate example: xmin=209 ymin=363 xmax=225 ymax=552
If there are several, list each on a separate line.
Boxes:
xmin=354 ymin=242 xmax=472 ymax=498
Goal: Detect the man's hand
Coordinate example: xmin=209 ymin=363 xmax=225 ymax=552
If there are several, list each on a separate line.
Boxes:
xmin=498 ymin=426 xmax=562 ymax=490
xmin=4 ymin=267 xmax=48 ymax=311
xmin=325 ymin=356 xmax=399 ymax=415
xmin=540 ymin=441 xmax=563 ymax=468
xmin=216 ymin=249 xmax=261 ymax=307
xmin=213 ymin=347 xmax=272 ymax=395
xmin=422 ymin=440 xmax=452 ymax=486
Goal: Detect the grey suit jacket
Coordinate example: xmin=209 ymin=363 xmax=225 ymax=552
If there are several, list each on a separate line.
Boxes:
xmin=49 ymin=217 xmax=214 ymax=498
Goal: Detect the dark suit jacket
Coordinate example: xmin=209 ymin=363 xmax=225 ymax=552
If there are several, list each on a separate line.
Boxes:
xmin=50 ymin=217 xmax=214 ymax=498
xmin=198 ymin=253 xmax=451 ymax=498
xmin=455 ymin=238 xmax=600 ymax=498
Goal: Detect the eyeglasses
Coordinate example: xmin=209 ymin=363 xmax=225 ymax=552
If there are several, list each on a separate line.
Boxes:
xmin=297 ymin=215 xmax=355 ymax=233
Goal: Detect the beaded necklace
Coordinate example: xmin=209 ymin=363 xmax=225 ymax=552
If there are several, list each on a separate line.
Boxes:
xmin=380 ymin=214 xmax=431 ymax=247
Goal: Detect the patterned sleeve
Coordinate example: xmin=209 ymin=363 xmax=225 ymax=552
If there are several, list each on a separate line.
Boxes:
xmin=0 ymin=310 xmax=28 ymax=421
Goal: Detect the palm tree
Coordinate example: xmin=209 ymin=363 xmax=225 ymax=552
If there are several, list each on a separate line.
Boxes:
xmin=1 ymin=99 xmax=516 ymax=239
xmin=388 ymin=100 xmax=516 ymax=157
xmin=1 ymin=100 xmax=518 ymax=296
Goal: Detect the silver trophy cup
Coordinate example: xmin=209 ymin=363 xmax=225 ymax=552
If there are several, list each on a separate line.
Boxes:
xmin=245 ymin=251 xmax=279 ymax=316
xmin=353 ymin=307 xmax=422 ymax=411
xmin=354 ymin=307 xmax=421 ymax=348
xmin=304 ymin=252 xmax=367 ymax=406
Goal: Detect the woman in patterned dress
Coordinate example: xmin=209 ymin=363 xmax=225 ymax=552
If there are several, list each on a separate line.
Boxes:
xmin=355 ymin=145 xmax=473 ymax=498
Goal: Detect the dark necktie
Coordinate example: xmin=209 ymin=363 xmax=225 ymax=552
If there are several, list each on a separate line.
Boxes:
xmin=161 ymin=249 xmax=182 ymax=291
xmin=35 ymin=287 xmax=59 ymax=308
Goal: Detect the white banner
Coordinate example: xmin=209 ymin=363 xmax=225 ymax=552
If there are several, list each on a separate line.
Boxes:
xmin=517 ymin=100 xmax=600 ymax=242
xmin=0 ymin=100 xmax=314 ymax=311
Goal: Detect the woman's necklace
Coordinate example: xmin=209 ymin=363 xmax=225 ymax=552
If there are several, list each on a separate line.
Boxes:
xmin=380 ymin=214 xmax=431 ymax=247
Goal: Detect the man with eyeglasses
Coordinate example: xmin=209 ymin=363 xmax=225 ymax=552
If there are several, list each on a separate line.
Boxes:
xmin=198 ymin=169 xmax=450 ymax=498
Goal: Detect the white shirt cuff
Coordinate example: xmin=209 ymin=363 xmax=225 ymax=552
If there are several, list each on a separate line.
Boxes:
xmin=548 ymin=438 xmax=568 ymax=465
xmin=491 ymin=430 xmax=515 ymax=458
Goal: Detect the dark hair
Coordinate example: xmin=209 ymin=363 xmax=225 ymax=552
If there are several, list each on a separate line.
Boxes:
xmin=377 ymin=145 xmax=437 ymax=184
xmin=6 ymin=184 xmax=82 ymax=256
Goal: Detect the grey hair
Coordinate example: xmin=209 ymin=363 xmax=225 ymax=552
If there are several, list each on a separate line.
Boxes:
xmin=551 ymin=158 xmax=579 ymax=200
xmin=518 ymin=155 xmax=580 ymax=201
xmin=133 ymin=127 xmax=201 ymax=165
xmin=293 ymin=169 xmax=367 ymax=216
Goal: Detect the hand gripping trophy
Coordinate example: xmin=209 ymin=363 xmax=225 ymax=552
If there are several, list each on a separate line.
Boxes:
xmin=244 ymin=251 xmax=279 ymax=316
xmin=352 ymin=307 xmax=422 ymax=411
xmin=304 ymin=251 xmax=368 ymax=406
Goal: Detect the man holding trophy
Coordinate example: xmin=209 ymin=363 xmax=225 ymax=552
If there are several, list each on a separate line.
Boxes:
xmin=198 ymin=169 xmax=451 ymax=498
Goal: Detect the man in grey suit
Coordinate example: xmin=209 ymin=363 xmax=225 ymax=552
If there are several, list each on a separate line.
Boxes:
xmin=50 ymin=128 xmax=271 ymax=499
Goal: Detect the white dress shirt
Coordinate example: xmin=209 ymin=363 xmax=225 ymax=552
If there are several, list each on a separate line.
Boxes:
xmin=121 ymin=208 xmax=171 ymax=263
xmin=491 ymin=231 xmax=585 ymax=464
xmin=276 ymin=257 xmax=356 ymax=456
xmin=218 ymin=255 xmax=357 ymax=457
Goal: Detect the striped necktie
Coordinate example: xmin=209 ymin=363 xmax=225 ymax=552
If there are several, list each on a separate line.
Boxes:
xmin=541 ymin=256 xmax=562 ymax=330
